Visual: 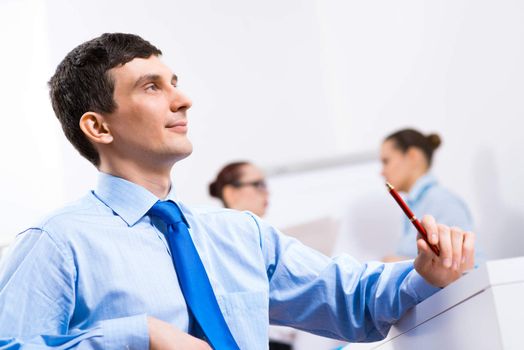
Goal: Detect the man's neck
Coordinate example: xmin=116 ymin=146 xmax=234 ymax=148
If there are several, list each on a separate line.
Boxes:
xmin=99 ymin=160 xmax=173 ymax=199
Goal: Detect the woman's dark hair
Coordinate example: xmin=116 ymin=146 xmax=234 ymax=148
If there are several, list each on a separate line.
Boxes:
xmin=48 ymin=33 xmax=162 ymax=166
xmin=209 ymin=161 xmax=250 ymax=206
xmin=385 ymin=128 xmax=442 ymax=166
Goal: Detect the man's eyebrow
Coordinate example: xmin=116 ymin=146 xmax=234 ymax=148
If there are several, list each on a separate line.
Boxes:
xmin=133 ymin=74 xmax=178 ymax=88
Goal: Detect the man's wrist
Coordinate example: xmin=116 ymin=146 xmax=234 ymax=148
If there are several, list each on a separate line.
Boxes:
xmin=407 ymin=270 xmax=441 ymax=303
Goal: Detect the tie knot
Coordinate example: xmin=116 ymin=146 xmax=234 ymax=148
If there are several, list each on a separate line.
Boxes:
xmin=148 ymin=200 xmax=185 ymax=225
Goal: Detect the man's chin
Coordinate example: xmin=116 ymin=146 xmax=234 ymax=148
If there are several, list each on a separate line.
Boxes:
xmin=172 ymin=144 xmax=193 ymax=163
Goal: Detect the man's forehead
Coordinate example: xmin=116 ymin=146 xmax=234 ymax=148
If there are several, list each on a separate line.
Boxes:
xmin=110 ymin=55 xmax=175 ymax=84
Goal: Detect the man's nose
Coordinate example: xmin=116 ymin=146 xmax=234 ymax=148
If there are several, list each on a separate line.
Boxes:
xmin=170 ymin=87 xmax=192 ymax=112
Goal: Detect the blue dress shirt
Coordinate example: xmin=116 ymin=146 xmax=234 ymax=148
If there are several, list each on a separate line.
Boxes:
xmin=0 ymin=173 xmax=439 ymax=349
xmin=397 ymin=173 xmax=474 ymax=258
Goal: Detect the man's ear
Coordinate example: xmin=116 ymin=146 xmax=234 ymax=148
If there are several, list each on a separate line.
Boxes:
xmin=79 ymin=112 xmax=113 ymax=145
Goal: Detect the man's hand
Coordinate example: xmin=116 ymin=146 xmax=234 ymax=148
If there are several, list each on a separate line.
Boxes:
xmin=414 ymin=215 xmax=475 ymax=288
xmin=148 ymin=316 xmax=211 ymax=350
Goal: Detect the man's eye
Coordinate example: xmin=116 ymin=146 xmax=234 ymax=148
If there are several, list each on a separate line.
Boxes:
xmin=145 ymin=83 xmax=158 ymax=91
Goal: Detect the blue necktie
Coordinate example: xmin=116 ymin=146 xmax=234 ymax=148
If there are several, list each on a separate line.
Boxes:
xmin=148 ymin=200 xmax=240 ymax=349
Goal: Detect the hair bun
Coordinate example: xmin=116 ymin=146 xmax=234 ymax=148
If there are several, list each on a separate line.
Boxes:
xmin=427 ymin=133 xmax=441 ymax=150
xmin=208 ymin=181 xmax=219 ymax=198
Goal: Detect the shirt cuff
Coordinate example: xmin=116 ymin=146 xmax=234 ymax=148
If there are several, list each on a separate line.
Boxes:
xmin=100 ymin=313 xmax=149 ymax=350
xmin=406 ymin=270 xmax=440 ymax=303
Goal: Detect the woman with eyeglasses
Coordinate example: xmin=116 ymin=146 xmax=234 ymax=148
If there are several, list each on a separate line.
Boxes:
xmin=209 ymin=161 xmax=295 ymax=350
xmin=380 ymin=128 xmax=475 ymax=262
xmin=209 ymin=161 xmax=269 ymax=217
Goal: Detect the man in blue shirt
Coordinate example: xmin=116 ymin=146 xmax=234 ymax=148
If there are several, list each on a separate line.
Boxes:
xmin=0 ymin=33 xmax=475 ymax=349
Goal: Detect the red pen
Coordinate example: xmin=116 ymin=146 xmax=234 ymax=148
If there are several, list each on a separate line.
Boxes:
xmin=385 ymin=182 xmax=440 ymax=256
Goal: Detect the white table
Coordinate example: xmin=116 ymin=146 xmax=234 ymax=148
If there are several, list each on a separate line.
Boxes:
xmin=347 ymin=257 xmax=524 ymax=350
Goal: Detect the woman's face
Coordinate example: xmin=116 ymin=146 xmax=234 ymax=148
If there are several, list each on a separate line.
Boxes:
xmin=380 ymin=140 xmax=412 ymax=192
xmin=225 ymin=164 xmax=269 ymax=217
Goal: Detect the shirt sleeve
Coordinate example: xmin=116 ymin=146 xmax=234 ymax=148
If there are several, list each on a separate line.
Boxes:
xmin=254 ymin=216 xmax=439 ymax=342
xmin=0 ymin=229 xmax=149 ymax=350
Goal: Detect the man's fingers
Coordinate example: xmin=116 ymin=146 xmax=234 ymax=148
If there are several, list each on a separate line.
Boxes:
xmin=417 ymin=237 xmax=430 ymax=256
xmin=437 ymin=224 xmax=452 ymax=268
xmin=462 ymin=231 xmax=475 ymax=270
xmin=421 ymin=215 xmax=439 ymax=245
xmin=415 ymin=220 xmax=476 ymax=288
xmin=450 ymin=227 xmax=464 ymax=271
xmin=415 ymin=238 xmax=433 ymax=270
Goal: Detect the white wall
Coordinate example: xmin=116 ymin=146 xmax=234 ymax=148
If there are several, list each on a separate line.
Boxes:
xmin=1 ymin=0 xmax=523 ymax=262
xmin=0 ymin=0 xmax=65 ymax=237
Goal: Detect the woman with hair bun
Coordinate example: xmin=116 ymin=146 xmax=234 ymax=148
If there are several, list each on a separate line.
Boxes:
xmin=380 ymin=128 xmax=474 ymax=262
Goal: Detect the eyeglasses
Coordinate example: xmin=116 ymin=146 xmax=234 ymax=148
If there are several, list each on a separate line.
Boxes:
xmin=231 ymin=179 xmax=268 ymax=191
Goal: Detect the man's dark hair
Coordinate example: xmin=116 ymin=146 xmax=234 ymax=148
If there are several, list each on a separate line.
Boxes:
xmin=48 ymin=33 xmax=162 ymax=166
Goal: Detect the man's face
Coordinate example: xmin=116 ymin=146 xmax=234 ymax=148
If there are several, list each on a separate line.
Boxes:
xmin=104 ymin=55 xmax=193 ymax=168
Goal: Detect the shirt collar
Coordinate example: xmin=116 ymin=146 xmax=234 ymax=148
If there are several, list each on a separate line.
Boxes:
xmin=94 ymin=172 xmax=179 ymax=226
xmin=407 ymin=173 xmax=438 ymax=203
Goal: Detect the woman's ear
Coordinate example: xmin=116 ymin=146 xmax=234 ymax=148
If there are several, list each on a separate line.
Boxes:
xmin=79 ymin=112 xmax=113 ymax=145
xmin=406 ymin=147 xmax=427 ymax=167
